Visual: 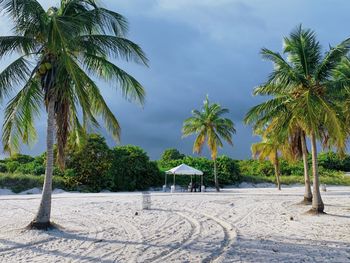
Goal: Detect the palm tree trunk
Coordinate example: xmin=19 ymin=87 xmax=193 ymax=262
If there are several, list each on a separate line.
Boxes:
xmin=214 ymin=159 xmax=220 ymax=192
xmin=301 ymin=131 xmax=312 ymax=204
xmin=274 ymin=152 xmax=281 ymax=190
xmin=28 ymin=99 xmax=55 ymax=229
xmin=310 ymin=132 xmax=324 ymax=213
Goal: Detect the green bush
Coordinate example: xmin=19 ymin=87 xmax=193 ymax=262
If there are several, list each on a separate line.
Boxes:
xmin=238 ymin=159 xmax=274 ymax=177
xmin=109 ymin=145 xmax=163 ymax=191
xmin=62 ymin=169 xmax=77 ymax=190
xmin=5 ymin=154 xmax=34 ymax=164
xmin=6 ymin=161 xmax=20 ymax=173
xmin=318 ymin=152 xmax=350 ymax=171
xmin=15 ymin=161 xmax=45 ymax=176
xmin=0 ymin=163 xmax=7 ymax=173
xmin=65 ymin=134 xmax=113 ymax=192
xmin=160 ymin=148 xmax=185 ymax=163
xmin=238 ymin=158 xmax=306 ymax=178
xmin=280 ymin=160 xmax=304 ymax=176
xmin=216 ymin=156 xmax=241 ymax=184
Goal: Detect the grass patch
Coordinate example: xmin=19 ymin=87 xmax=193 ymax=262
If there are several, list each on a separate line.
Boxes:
xmin=0 ymin=173 xmax=66 ymax=193
xmin=240 ymin=172 xmax=350 ymax=186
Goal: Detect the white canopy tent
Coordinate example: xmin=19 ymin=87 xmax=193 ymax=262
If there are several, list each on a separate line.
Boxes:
xmin=165 ymin=164 xmax=204 ymax=192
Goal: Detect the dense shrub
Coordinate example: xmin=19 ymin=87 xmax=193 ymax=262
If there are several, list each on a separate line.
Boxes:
xmin=0 ymin=163 xmax=7 ymax=173
xmin=6 ymin=161 xmax=20 ymax=173
xmin=216 ymin=156 xmax=241 ymax=184
xmin=109 ymin=145 xmax=163 ymax=191
xmin=15 ymin=161 xmax=45 ymax=176
xmin=160 ymin=148 xmax=185 ymax=163
xmin=5 ymin=154 xmax=34 ymax=164
xmin=65 ymin=134 xmax=113 ymax=192
xmin=318 ymin=152 xmax=350 ymax=171
xmin=238 ymin=159 xmax=274 ymax=177
xmin=280 ymin=160 xmax=304 ymax=176
xmin=238 ymin=159 xmax=306 ymax=177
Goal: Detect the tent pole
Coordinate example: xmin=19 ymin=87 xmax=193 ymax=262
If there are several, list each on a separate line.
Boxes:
xmin=165 ymin=173 xmax=167 ymax=186
xmin=201 ymin=174 xmax=203 ymax=191
xmin=173 ymin=173 xmax=175 ymax=186
xmin=194 ymin=174 xmax=197 ymax=192
xmin=191 ymin=175 xmax=193 ymax=192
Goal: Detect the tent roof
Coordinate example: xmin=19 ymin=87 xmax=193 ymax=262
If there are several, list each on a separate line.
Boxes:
xmin=166 ymin=164 xmax=203 ymax=175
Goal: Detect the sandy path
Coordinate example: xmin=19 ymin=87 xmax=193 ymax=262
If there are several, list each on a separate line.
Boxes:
xmin=0 ymin=187 xmax=349 ymax=262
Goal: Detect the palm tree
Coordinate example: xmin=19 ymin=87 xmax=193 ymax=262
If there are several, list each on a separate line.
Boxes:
xmin=251 ymin=121 xmax=303 ymax=191
xmin=0 ymin=0 xmax=147 ymax=229
xmin=251 ymin=137 xmax=282 ymax=190
xmin=247 ymin=25 xmax=350 ymax=213
xmin=182 ymin=96 xmax=236 ymax=191
xmin=245 ymin=93 xmax=313 ymax=203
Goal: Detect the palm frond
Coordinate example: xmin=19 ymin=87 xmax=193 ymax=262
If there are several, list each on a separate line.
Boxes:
xmin=0 ymin=36 xmax=37 ymax=58
xmin=283 ymin=24 xmax=321 ymax=76
xmin=75 ymin=35 xmax=148 ymax=65
xmin=2 ymin=79 xmax=42 ymax=154
xmin=0 ymin=56 xmax=33 ymax=101
xmin=0 ymin=0 xmax=47 ymax=36
xmin=315 ymin=38 xmax=350 ymax=81
xmin=81 ymin=53 xmax=145 ymax=104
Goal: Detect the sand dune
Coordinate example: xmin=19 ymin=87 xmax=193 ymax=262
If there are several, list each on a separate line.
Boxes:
xmin=0 ymin=186 xmax=349 ymax=262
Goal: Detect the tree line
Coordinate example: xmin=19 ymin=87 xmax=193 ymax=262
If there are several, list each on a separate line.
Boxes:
xmin=1 ymin=140 xmax=349 ymax=194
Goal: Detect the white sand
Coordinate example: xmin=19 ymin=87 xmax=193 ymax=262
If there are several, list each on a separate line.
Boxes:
xmin=0 ymin=186 xmax=349 ymax=262
xmin=19 ymin=188 xmax=42 ymax=195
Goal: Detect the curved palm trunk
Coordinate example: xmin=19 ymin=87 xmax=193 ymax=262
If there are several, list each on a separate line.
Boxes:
xmin=214 ymin=159 xmax=220 ymax=192
xmin=310 ymin=132 xmax=324 ymax=213
xmin=301 ymin=131 xmax=312 ymax=204
xmin=273 ymin=152 xmax=281 ymax=191
xmin=29 ymin=99 xmax=55 ymax=229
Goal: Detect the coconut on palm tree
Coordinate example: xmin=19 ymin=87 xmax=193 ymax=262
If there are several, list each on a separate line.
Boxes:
xmin=247 ymin=25 xmax=350 ymax=213
xmin=182 ymin=96 xmax=236 ymax=191
xmin=0 ymin=0 xmax=147 ymax=229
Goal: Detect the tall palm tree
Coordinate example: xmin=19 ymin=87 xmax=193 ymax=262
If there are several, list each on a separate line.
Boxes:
xmin=182 ymin=96 xmax=236 ymax=191
xmin=247 ymin=25 xmax=350 ymax=213
xmin=0 ymin=0 xmax=148 ymax=229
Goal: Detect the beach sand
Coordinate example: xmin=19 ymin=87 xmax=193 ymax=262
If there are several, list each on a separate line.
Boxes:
xmin=0 ymin=186 xmax=349 ymax=262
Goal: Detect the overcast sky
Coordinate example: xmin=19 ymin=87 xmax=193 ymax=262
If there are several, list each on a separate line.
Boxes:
xmin=0 ymin=0 xmax=350 ymax=160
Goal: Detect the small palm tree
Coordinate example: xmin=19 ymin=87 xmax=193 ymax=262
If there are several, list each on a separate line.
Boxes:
xmin=182 ymin=96 xmax=236 ymax=191
xmin=251 ymin=123 xmax=300 ymax=191
xmin=251 ymin=137 xmax=282 ymax=190
xmin=0 ymin=0 xmax=147 ymax=229
xmin=245 ymin=93 xmax=313 ymax=203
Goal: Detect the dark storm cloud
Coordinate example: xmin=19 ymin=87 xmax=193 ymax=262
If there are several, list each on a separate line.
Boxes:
xmin=1 ymin=0 xmax=350 ymax=160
